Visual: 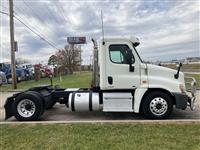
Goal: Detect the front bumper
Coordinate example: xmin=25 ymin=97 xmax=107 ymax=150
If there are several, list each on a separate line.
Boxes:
xmin=174 ymin=76 xmax=197 ymax=110
xmin=173 ymin=93 xmax=196 ymax=110
xmin=173 ymin=93 xmax=188 ymax=110
xmin=185 ymin=76 xmax=197 ymax=110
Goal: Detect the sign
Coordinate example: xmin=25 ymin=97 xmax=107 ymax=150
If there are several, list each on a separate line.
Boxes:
xmin=67 ymin=37 xmax=86 ymax=44
xmin=14 ymin=41 xmax=18 ymax=52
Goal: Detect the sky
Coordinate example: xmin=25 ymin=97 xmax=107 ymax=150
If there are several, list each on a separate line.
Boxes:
xmin=0 ymin=0 xmax=199 ymax=65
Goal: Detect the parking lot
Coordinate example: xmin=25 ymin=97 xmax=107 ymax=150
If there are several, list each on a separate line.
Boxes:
xmin=0 ymin=91 xmax=199 ymax=122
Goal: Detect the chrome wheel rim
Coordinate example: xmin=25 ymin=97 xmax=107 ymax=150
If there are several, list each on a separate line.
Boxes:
xmin=17 ymin=99 xmax=36 ymax=118
xmin=150 ymin=97 xmax=168 ymax=116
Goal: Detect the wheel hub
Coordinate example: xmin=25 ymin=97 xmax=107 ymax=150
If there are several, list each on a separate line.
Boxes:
xmin=25 ymin=104 xmax=32 ymax=111
xmin=17 ymin=99 xmax=36 ymax=118
xmin=156 ymin=103 xmax=162 ymax=109
xmin=150 ymin=97 xmax=168 ymax=116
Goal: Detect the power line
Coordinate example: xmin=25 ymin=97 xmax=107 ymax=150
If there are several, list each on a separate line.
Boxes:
xmin=13 ymin=6 xmax=58 ymax=48
xmin=20 ymin=0 xmax=70 ymax=42
xmin=22 ymin=0 xmax=44 ymax=22
xmin=0 ymin=10 xmax=60 ymax=50
xmin=4 ymin=2 xmax=60 ymax=49
xmin=22 ymin=0 xmax=61 ymax=25
xmin=53 ymin=0 xmax=71 ymax=26
xmin=0 ymin=11 xmax=8 ymax=16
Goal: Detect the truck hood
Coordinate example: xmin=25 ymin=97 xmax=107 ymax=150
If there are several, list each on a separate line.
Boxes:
xmin=147 ymin=64 xmax=178 ymax=76
xmin=146 ymin=64 xmax=185 ymax=92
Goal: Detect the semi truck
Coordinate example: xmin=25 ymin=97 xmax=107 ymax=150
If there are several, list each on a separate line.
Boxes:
xmin=4 ymin=37 xmax=197 ymax=121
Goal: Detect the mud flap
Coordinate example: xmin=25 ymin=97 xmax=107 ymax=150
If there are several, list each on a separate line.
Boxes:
xmin=4 ymin=97 xmax=15 ymax=120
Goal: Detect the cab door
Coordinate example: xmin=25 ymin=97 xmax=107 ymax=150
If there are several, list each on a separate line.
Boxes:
xmin=105 ymin=41 xmax=141 ymax=89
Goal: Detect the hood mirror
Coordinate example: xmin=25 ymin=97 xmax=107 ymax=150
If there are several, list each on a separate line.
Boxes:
xmin=174 ymin=63 xmax=182 ymax=79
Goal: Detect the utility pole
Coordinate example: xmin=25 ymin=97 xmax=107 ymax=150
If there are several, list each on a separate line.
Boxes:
xmin=79 ymin=45 xmax=81 ymax=73
xmin=9 ymin=0 xmax=17 ymax=89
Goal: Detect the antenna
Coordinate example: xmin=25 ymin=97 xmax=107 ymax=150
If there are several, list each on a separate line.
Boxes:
xmin=101 ymin=10 xmax=105 ymax=45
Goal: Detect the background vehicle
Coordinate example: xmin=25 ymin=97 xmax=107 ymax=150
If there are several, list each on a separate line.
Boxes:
xmin=40 ymin=66 xmax=53 ymax=78
xmin=20 ymin=64 xmax=35 ymax=79
xmin=4 ymin=37 xmax=197 ymax=121
xmin=0 ymin=71 xmax=7 ymax=86
xmin=0 ymin=63 xmax=31 ymax=83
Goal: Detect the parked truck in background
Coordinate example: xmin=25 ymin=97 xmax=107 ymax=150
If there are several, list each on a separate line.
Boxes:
xmin=0 ymin=63 xmax=32 ymax=83
xmin=4 ymin=37 xmax=197 ymax=121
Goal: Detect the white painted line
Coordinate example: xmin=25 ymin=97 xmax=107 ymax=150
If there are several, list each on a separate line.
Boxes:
xmin=1 ymin=119 xmax=200 ymax=125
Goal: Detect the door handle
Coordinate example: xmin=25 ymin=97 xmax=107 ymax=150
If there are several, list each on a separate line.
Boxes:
xmin=108 ymin=76 xmax=113 ymax=85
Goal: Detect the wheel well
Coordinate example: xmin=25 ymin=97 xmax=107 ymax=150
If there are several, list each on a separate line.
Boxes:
xmin=139 ymin=88 xmax=175 ymax=113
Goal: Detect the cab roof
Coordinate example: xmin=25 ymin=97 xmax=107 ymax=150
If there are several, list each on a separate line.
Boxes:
xmin=102 ymin=36 xmax=140 ymax=47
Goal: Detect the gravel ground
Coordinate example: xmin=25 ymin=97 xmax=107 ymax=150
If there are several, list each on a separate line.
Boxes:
xmin=0 ymin=91 xmax=199 ymax=122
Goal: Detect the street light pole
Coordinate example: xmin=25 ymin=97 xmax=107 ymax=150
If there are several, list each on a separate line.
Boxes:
xmin=9 ymin=0 xmax=17 ymax=89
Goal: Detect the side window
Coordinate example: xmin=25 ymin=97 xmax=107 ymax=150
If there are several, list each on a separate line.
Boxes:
xmin=109 ymin=44 xmax=134 ymax=64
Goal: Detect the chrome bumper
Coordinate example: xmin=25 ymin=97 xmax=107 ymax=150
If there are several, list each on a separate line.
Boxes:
xmin=185 ymin=76 xmax=197 ymax=110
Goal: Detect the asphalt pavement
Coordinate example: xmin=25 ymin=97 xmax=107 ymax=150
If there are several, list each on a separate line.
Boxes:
xmin=0 ymin=91 xmax=199 ymax=122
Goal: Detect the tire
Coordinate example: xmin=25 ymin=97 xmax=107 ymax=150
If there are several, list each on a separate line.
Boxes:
xmin=12 ymin=91 xmax=44 ymax=121
xmin=0 ymin=76 xmax=2 ymax=86
xmin=141 ymin=91 xmax=173 ymax=119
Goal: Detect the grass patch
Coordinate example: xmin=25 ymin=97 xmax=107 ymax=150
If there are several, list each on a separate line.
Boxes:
xmin=0 ymin=71 xmax=199 ymax=91
xmin=163 ymin=64 xmax=200 ymax=71
xmin=0 ymin=123 xmax=200 ymax=150
xmin=185 ymin=74 xmax=200 ymax=89
xmin=0 ymin=72 xmax=92 ymax=92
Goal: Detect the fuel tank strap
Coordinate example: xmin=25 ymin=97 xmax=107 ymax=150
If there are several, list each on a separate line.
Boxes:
xmin=71 ymin=92 xmax=76 ymax=111
xmin=89 ymin=91 xmax=93 ymax=111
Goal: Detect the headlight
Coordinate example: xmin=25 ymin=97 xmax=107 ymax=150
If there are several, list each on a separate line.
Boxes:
xmin=179 ymin=84 xmax=186 ymax=94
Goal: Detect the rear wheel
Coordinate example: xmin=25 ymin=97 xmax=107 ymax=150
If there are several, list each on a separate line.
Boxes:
xmin=12 ymin=91 xmax=44 ymax=121
xmin=141 ymin=91 xmax=173 ymax=119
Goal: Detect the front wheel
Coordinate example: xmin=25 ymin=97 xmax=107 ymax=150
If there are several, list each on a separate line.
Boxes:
xmin=141 ymin=91 xmax=173 ymax=119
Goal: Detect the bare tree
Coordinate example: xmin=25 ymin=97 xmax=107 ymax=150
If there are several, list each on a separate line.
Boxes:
xmin=55 ymin=44 xmax=81 ymax=74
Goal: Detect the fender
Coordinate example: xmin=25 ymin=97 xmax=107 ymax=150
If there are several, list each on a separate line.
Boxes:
xmin=4 ymin=92 xmax=23 ymax=120
xmin=133 ymin=87 xmax=147 ymax=113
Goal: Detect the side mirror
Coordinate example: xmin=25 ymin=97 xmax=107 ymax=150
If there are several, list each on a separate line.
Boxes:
xmin=126 ymin=49 xmax=134 ymax=72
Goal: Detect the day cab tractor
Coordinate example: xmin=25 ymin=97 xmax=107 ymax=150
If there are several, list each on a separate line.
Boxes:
xmin=4 ymin=37 xmax=197 ymax=121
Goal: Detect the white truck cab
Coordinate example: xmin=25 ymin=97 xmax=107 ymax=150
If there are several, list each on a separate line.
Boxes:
xmin=4 ymin=37 xmax=197 ymax=121
xmin=97 ymin=37 xmax=196 ymax=118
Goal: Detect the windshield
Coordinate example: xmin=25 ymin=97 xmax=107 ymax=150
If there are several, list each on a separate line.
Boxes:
xmin=132 ymin=43 xmax=143 ymax=63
